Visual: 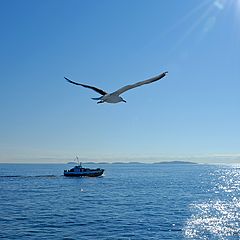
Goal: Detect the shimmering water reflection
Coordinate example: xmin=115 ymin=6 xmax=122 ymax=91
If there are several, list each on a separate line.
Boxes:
xmin=185 ymin=165 xmax=240 ymax=239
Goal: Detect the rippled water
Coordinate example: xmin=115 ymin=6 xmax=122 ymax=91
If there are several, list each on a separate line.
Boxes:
xmin=0 ymin=163 xmax=239 ymax=239
xmin=184 ymin=166 xmax=240 ymax=239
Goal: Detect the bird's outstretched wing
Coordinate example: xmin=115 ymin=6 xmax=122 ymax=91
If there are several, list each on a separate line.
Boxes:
xmin=111 ymin=71 xmax=168 ymax=96
xmin=65 ymin=77 xmax=107 ymax=96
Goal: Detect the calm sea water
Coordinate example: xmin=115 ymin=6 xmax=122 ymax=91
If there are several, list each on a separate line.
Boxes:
xmin=0 ymin=163 xmax=239 ymax=240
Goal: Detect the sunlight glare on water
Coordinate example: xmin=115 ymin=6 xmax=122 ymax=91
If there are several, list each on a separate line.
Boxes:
xmin=184 ymin=166 xmax=240 ymax=239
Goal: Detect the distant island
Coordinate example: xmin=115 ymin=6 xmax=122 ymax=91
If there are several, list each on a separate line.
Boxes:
xmin=67 ymin=160 xmax=198 ymax=165
xmin=127 ymin=161 xmax=144 ymax=164
xmin=153 ymin=161 xmax=197 ymax=165
xmin=67 ymin=161 xmax=109 ymax=164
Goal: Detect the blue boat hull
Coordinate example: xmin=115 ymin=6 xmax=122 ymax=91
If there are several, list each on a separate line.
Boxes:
xmin=64 ymin=169 xmax=104 ymax=177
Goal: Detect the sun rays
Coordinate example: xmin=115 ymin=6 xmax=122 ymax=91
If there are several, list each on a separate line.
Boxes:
xmin=164 ymin=0 xmax=238 ymax=56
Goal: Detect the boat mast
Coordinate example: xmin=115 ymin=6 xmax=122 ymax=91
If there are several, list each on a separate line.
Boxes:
xmin=76 ymin=156 xmax=82 ymax=167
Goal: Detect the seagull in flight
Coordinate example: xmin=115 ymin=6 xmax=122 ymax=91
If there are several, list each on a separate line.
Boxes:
xmin=65 ymin=71 xmax=168 ymax=104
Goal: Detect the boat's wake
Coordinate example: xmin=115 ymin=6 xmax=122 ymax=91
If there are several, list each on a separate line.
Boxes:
xmin=0 ymin=175 xmax=57 ymax=179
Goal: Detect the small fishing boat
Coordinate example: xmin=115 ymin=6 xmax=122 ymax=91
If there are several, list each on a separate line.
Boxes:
xmin=64 ymin=158 xmax=104 ymax=177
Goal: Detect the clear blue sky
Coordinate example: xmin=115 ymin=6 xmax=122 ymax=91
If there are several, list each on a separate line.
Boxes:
xmin=1 ymin=0 xmax=240 ymax=163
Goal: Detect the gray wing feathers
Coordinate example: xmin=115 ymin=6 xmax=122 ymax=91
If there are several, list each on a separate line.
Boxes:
xmin=112 ymin=71 xmax=168 ymax=96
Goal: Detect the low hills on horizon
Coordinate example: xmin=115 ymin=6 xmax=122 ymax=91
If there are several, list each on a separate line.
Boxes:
xmin=67 ymin=160 xmax=198 ymax=165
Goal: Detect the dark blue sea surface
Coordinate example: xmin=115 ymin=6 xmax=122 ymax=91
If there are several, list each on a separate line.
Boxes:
xmin=0 ymin=163 xmax=239 ymax=239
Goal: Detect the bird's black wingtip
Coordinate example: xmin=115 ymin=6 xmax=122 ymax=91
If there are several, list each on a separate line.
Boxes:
xmin=64 ymin=77 xmax=73 ymax=83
